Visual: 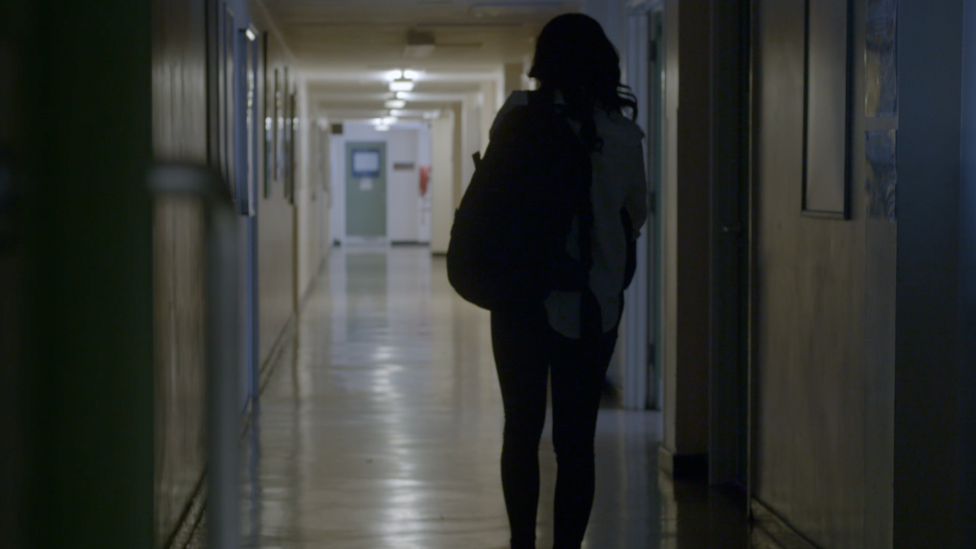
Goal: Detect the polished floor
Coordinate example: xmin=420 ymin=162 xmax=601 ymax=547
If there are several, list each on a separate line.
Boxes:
xmin=239 ymin=247 xmax=748 ymax=549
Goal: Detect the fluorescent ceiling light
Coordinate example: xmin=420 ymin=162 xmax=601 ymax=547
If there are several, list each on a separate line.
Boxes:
xmin=385 ymin=99 xmax=406 ymax=109
xmin=385 ymin=69 xmax=422 ymax=81
xmin=389 ymin=78 xmax=415 ymax=92
xmin=375 ymin=124 xmax=390 ymax=132
xmin=389 ymin=109 xmax=407 ymax=117
xmin=245 ymin=28 xmax=257 ymax=41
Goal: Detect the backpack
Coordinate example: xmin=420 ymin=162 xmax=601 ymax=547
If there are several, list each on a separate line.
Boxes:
xmin=447 ymin=92 xmax=636 ymax=312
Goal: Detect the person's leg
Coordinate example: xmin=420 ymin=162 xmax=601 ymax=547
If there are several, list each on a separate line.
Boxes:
xmin=491 ymin=308 xmax=550 ymax=549
xmin=548 ymin=329 xmax=617 ymax=549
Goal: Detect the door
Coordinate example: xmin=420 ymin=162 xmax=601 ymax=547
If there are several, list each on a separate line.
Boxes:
xmin=345 ymin=142 xmax=387 ymax=239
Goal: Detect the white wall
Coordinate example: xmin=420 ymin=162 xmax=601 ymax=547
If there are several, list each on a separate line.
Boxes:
xmin=296 ymin=75 xmax=321 ymax=299
xmin=386 ymin=128 xmax=421 ymax=243
xmin=430 ymin=114 xmax=455 ymax=254
xmin=480 ymin=80 xmax=499 ymax=156
xmin=461 ymin=92 xmax=482 ymax=196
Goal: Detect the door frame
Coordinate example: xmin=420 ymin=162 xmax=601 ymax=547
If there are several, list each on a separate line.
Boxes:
xmin=621 ymin=0 xmax=665 ymax=411
xmin=707 ymin=0 xmax=753 ymax=490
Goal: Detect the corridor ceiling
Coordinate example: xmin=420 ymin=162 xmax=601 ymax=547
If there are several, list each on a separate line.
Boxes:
xmin=257 ymin=0 xmax=581 ymax=122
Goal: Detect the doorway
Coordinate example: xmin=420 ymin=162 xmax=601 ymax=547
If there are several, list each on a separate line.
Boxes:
xmin=345 ymin=142 xmax=388 ymax=240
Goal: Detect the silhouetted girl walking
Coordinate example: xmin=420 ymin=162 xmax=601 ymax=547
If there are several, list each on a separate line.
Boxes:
xmin=485 ymin=13 xmax=648 ymax=549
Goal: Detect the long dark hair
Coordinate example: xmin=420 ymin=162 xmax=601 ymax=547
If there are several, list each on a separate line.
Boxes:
xmin=529 ymin=13 xmax=638 ymax=151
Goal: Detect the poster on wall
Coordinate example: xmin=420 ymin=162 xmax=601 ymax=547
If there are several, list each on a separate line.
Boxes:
xmin=866 ymin=0 xmax=897 ymax=117
xmin=287 ymin=90 xmax=297 ymax=204
xmin=266 ymin=66 xmax=278 ymax=198
xmin=803 ymin=0 xmax=853 ymax=219
xmin=866 ymin=130 xmax=897 ymax=221
xmin=262 ymin=35 xmax=272 ymax=199
xmin=865 ymin=0 xmax=898 ymax=221
xmin=277 ymin=68 xmax=286 ymax=185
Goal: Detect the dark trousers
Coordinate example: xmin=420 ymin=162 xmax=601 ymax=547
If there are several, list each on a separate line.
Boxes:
xmin=491 ymin=306 xmax=618 ymax=549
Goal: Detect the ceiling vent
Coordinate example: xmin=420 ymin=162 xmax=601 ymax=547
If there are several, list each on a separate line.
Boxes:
xmin=404 ymin=30 xmax=436 ymax=58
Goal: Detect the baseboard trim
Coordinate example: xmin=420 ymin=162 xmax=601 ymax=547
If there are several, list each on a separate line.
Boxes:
xmin=750 ymin=498 xmax=823 ymax=549
xmin=390 ymin=240 xmax=429 ymax=247
xmin=258 ymin=313 xmax=296 ymax=394
xmin=657 ymin=445 xmax=708 ymax=480
xmin=162 ymin=473 xmax=207 ymax=549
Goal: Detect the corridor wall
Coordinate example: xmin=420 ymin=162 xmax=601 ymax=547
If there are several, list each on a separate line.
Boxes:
xmin=750 ymin=0 xmax=896 ymax=547
xmin=660 ymin=0 xmax=711 ymax=467
xmin=250 ymin=2 xmax=299 ymax=367
xmin=387 ymin=127 xmax=422 ymax=243
xmin=296 ymin=75 xmax=328 ymax=301
xmin=150 ymin=0 xmax=211 ymax=545
xmin=150 ymin=0 xmax=308 ymax=544
xmin=430 ymin=114 xmax=455 ymax=254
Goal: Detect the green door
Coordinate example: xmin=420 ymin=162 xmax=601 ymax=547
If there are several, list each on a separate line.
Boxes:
xmin=345 ymin=142 xmax=387 ymax=238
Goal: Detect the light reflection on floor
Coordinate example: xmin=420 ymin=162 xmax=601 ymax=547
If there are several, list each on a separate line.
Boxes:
xmin=238 ymin=247 xmax=747 ymax=549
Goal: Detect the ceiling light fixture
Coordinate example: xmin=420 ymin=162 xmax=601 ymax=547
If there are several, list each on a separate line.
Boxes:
xmin=385 ymin=99 xmax=406 ymax=109
xmin=245 ymin=27 xmax=257 ymax=41
xmin=389 ymin=77 xmax=415 ymax=92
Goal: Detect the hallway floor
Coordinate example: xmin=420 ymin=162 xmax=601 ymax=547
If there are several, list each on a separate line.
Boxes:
xmin=240 ymin=248 xmax=748 ymax=549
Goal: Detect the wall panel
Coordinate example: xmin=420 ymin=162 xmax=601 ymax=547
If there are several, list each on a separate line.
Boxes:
xmin=750 ymin=0 xmax=895 ymax=546
xmin=150 ymin=0 xmax=210 ymax=546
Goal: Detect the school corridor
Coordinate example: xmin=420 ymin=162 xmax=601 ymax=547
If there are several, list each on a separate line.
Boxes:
xmin=5 ymin=0 xmax=976 ymax=548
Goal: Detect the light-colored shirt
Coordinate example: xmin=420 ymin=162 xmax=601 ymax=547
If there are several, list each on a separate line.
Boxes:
xmin=491 ymin=91 xmax=648 ymax=338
